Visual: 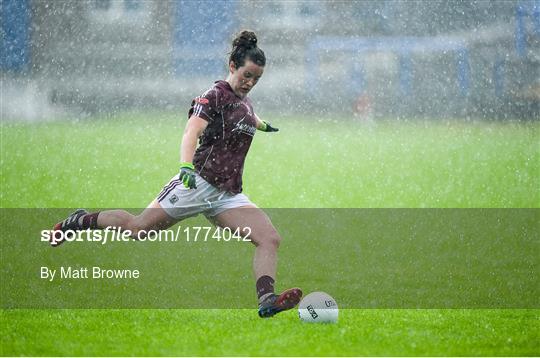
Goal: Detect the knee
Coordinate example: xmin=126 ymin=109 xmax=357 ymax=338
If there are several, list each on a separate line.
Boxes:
xmin=123 ymin=218 xmax=147 ymax=239
xmin=271 ymin=233 xmax=282 ymax=248
xmin=254 ymin=230 xmax=282 ymax=249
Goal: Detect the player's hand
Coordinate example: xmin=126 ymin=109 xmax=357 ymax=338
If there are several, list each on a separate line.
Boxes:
xmin=179 ymin=162 xmax=197 ymax=189
xmin=259 ymin=120 xmax=279 ymax=132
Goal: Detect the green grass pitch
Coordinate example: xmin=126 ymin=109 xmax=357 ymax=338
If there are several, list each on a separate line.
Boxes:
xmin=1 ymin=112 xmax=539 ymax=356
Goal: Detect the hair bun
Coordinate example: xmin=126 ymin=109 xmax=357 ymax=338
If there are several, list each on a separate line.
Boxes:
xmin=232 ymin=30 xmax=258 ymax=50
xmin=229 ymin=30 xmax=266 ymax=68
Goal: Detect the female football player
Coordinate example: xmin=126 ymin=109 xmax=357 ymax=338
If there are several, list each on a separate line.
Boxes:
xmin=53 ymin=30 xmax=302 ymax=318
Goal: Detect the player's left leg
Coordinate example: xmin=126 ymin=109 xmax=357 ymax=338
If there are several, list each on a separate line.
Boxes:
xmin=211 ymin=206 xmax=302 ymax=318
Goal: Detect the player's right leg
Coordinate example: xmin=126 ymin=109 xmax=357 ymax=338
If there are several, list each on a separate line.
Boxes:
xmin=96 ymin=199 xmax=178 ymax=237
xmin=51 ymin=173 xmax=212 ymax=246
xmin=51 ymin=200 xmax=177 ymax=246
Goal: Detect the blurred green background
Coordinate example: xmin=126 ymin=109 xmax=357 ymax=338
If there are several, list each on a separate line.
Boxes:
xmin=1 ymin=114 xmax=538 ymax=356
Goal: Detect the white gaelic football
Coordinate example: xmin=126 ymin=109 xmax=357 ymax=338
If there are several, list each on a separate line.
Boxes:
xmin=298 ymin=291 xmax=338 ymax=323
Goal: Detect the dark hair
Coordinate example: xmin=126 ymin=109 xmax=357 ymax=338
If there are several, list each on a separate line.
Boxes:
xmin=229 ymin=30 xmax=266 ymax=69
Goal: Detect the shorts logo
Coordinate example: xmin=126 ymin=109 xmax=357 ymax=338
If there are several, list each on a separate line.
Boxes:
xmin=195 ymin=97 xmax=209 ymax=104
xmin=169 ymin=194 xmax=179 ymax=204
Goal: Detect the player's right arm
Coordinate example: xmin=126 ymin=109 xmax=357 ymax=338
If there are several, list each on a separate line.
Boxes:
xmin=180 ymin=115 xmax=208 ymax=164
xmin=179 ymin=115 xmax=208 ymax=189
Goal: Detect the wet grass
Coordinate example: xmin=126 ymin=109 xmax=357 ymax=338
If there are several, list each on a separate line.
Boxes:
xmin=1 ymin=309 xmax=538 ymax=356
xmin=1 ymin=112 xmax=539 ymax=356
xmin=1 ymin=113 xmax=538 ymax=208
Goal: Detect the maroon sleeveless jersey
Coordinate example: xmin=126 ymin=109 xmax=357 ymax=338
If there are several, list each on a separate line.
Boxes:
xmin=188 ymin=80 xmax=257 ymax=194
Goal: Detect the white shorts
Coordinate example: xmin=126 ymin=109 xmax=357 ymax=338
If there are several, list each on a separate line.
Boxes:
xmin=156 ymin=173 xmax=254 ymax=220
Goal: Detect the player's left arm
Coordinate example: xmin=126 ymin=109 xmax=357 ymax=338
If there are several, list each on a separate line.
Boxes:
xmin=255 ymin=113 xmax=279 ymax=132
